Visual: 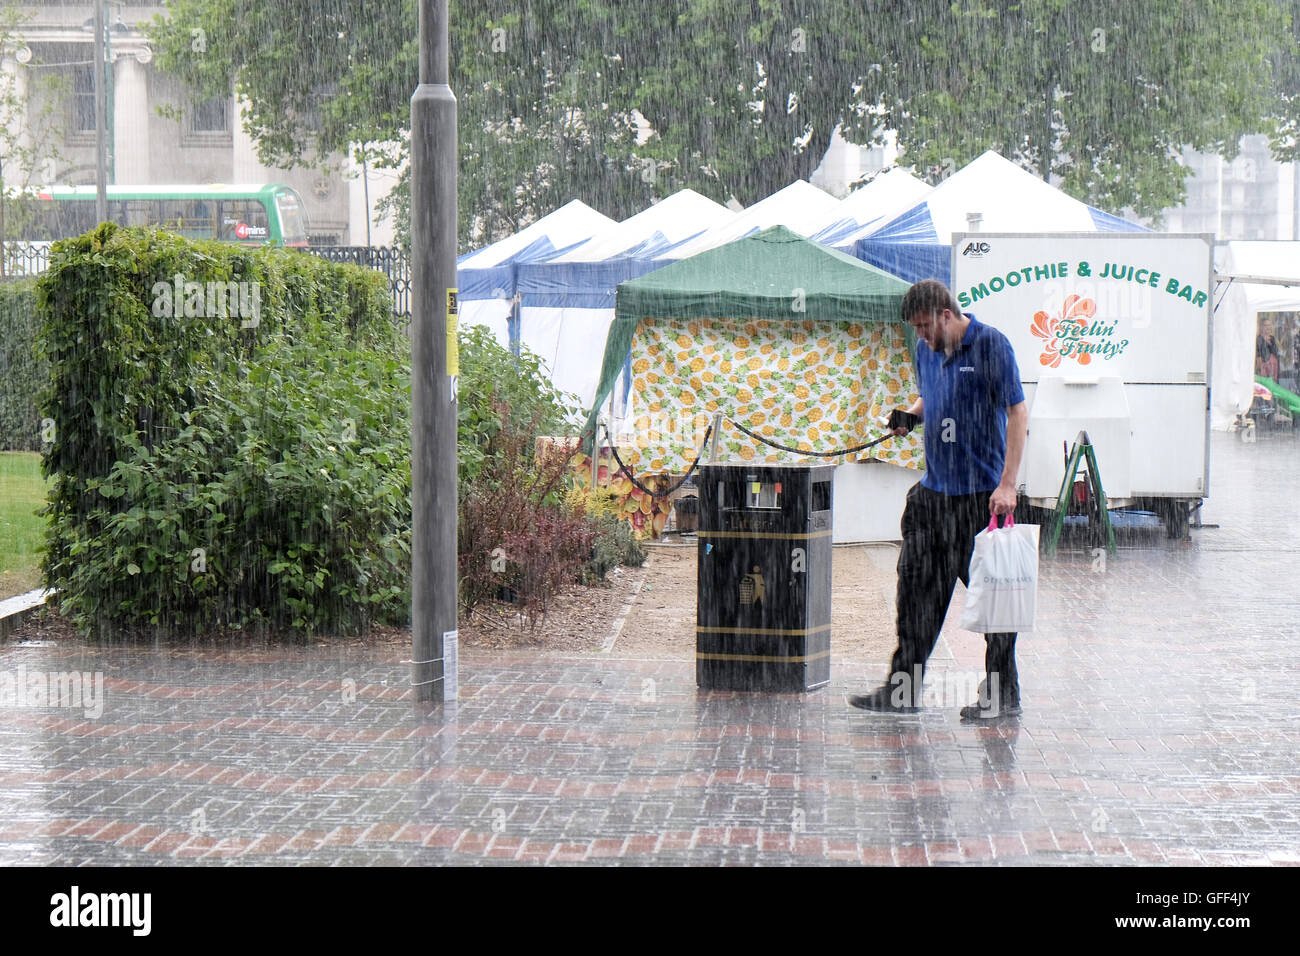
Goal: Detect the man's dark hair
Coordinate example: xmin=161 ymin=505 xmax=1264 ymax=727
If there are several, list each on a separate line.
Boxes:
xmin=901 ymin=278 xmax=960 ymax=322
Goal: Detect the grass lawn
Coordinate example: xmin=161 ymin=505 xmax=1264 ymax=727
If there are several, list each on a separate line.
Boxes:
xmin=0 ymin=451 xmax=49 ymax=599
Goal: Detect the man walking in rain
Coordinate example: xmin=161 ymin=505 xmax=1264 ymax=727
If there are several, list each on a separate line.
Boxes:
xmin=850 ymin=279 xmax=1029 ymax=719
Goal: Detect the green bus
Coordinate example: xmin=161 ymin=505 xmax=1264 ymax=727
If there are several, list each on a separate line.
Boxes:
xmin=14 ymin=183 xmax=309 ymax=247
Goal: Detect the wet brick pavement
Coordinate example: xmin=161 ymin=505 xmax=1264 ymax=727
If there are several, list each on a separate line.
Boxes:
xmin=1 ymin=431 xmax=1298 ymax=865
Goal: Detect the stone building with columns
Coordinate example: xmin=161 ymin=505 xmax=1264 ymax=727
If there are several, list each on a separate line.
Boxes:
xmin=3 ymin=2 xmax=394 ymax=246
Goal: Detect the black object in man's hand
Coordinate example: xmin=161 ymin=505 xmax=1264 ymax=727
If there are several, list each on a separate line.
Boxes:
xmin=887 ymin=409 xmax=920 ymax=433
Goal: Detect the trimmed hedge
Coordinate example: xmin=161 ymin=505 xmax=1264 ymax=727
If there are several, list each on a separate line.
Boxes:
xmin=0 ymin=279 xmax=44 ymax=451
xmin=37 ymin=224 xmax=412 ymax=638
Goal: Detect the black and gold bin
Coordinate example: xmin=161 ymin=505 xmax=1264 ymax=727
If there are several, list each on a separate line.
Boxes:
xmin=696 ymin=463 xmax=834 ymax=692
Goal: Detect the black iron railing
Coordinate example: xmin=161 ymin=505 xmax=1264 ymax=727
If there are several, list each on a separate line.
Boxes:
xmin=306 ymin=245 xmax=411 ymax=324
xmin=1 ymin=242 xmax=51 ymax=278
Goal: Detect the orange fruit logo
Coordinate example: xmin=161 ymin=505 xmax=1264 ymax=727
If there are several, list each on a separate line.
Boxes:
xmin=1031 ymin=294 xmax=1097 ymax=368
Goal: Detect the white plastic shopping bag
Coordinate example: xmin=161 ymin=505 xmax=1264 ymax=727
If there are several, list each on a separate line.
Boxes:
xmin=960 ymin=513 xmax=1039 ymax=633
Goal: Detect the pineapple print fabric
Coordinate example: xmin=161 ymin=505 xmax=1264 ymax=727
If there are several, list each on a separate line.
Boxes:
xmin=625 ymin=317 xmax=923 ymax=471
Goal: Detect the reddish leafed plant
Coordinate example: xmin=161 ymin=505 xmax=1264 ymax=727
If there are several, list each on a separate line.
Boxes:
xmin=458 ymin=399 xmax=594 ymax=629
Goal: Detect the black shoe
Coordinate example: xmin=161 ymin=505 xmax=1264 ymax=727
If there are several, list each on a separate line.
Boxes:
xmin=959 ymin=698 xmax=1022 ymax=721
xmin=848 ymin=684 xmax=918 ymax=713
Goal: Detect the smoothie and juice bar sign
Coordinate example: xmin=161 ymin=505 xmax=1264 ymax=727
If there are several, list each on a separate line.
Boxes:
xmin=949 ymin=234 xmax=1213 ymax=384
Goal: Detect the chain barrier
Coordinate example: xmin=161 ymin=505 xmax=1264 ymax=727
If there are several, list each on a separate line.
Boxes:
xmin=725 ymin=416 xmax=897 ymax=457
xmin=593 ymin=416 xmax=901 ymax=500
xmin=599 ymin=422 xmax=713 ymax=499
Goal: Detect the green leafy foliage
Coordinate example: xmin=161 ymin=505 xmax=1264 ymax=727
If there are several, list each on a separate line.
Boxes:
xmin=582 ymin=510 xmax=646 ymax=584
xmin=147 ymin=0 xmax=1297 ymax=240
xmin=456 ymin=322 xmax=579 ymax=486
xmin=1267 ymin=0 xmax=1300 ymax=160
xmin=458 ymin=401 xmax=593 ymax=628
xmin=35 ymin=223 xmax=410 ymax=638
xmin=856 ymin=0 xmax=1289 ymax=218
xmin=0 ymin=279 xmax=44 ymax=450
xmin=31 ymin=223 xmax=616 ymax=640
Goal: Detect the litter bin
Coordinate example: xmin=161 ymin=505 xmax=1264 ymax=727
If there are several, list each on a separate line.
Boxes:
xmin=696 ymin=462 xmax=834 ymax=691
xmin=673 ymin=495 xmax=699 ymax=533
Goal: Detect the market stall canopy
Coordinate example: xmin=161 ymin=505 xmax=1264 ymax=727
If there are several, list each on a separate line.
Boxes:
xmin=867 ymin=151 xmax=1143 ymax=244
xmin=458 ymin=199 xmax=616 ymax=271
xmin=511 ymin=190 xmax=737 ymax=410
xmin=813 ymin=168 xmax=934 ymax=248
xmin=458 ymin=197 xmax=616 ymax=301
xmin=661 ymin=181 xmax=840 ymax=259
xmin=549 ymin=189 xmax=735 ymax=264
xmin=855 ymin=151 xmax=1146 ymax=285
xmin=584 ymin=225 xmax=918 ymax=453
xmin=516 ymin=190 xmax=736 ymax=311
xmin=456 ymin=199 xmax=617 ymax=347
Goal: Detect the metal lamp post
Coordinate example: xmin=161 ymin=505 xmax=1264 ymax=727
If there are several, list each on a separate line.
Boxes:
xmin=410 ymin=0 xmax=458 ymax=704
xmin=86 ymin=1 xmax=126 ymax=222
xmin=92 ymin=0 xmax=106 ymax=221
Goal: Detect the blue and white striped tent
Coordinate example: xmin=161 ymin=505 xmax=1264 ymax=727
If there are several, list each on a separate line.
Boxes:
xmin=852 ymin=151 xmax=1147 ymax=286
xmin=811 ymin=167 xmax=933 ymax=249
xmin=457 ymin=199 xmax=616 ymax=349
xmin=661 ymin=180 xmax=840 ymax=261
xmin=514 ymin=189 xmax=736 ymax=413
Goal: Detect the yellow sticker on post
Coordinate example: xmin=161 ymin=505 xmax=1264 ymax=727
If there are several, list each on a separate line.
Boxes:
xmin=446 ymin=288 xmax=459 ymax=377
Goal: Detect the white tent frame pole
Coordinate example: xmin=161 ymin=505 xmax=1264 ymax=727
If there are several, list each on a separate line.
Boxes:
xmin=1215 ymin=273 xmax=1300 ymax=287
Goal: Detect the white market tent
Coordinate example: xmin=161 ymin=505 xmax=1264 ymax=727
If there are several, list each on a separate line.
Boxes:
xmin=513 ymin=189 xmax=736 ymax=411
xmin=457 ymin=199 xmax=616 ymax=348
xmin=1214 ymin=241 xmax=1300 ymax=429
xmin=552 ymin=188 xmax=734 ymax=262
xmin=853 ymin=151 xmax=1146 ymax=284
xmin=661 ymin=180 xmax=840 ymax=260
xmin=812 ymin=167 xmax=934 ymax=248
xmin=867 ymin=150 xmax=1140 ymax=243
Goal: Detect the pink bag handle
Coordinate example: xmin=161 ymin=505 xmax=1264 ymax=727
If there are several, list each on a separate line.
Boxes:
xmin=986 ymin=512 xmax=1015 ymax=532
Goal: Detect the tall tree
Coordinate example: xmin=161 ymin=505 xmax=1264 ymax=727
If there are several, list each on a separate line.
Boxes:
xmin=147 ymin=0 xmax=1293 ymax=246
xmin=1266 ymin=0 xmax=1300 ymax=161
xmin=850 ymin=0 xmax=1289 ymax=218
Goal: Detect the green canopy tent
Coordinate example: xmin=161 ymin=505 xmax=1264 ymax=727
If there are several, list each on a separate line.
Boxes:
xmin=583 ymin=226 xmax=921 ymax=472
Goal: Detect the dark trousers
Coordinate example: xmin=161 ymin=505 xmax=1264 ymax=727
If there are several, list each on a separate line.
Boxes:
xmin=889 ymin=482 xmax=1019 ymax=706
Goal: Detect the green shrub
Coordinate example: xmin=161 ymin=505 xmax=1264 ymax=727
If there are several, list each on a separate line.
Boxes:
xmin=33 ymin=223 xmax=621 ymax=640
xmin=458 ymin=399 xmax=594 ymax=627
xmin=583 ymin=510 xmax=646 ymax=583
xmin=36 ymin=224 xmax=410 ymax=638
xmin=0 ymin=279 xmax=44 ymax=451
xmin=457 ymin=323 xmax=578 ymax=487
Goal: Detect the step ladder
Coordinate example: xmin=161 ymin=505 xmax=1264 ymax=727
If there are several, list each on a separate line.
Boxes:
xmin=1044 ymin=430 xmax=1117 ymax=558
